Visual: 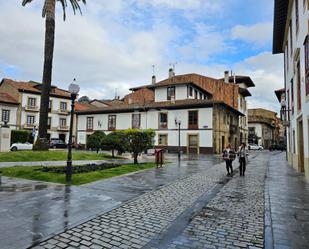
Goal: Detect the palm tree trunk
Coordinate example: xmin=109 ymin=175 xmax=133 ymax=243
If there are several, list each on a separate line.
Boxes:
xmin=38 ymin=0 xmax=56 ymax=140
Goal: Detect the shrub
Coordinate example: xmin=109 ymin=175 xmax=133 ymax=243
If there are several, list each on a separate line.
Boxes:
xmin=11 ymin=130 xmax=32 ymax=144
xmin=39 ymin=162 xmax=120 ymax=174
xmin=101 ymin=131 xmax=126 ymax=157
xmin=86 ymin=131 xmax=106 ymax=153
xmin=123 ymin=129 xmax=155 ymax=164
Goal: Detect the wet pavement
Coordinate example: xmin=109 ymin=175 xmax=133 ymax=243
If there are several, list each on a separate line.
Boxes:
xmin=2 ymin=152 xmax=309 ymax=249
xmin=265 ymin=152 xmax=309 ymax=249
xmin=0 ymin=154 xmax=220 ymax=249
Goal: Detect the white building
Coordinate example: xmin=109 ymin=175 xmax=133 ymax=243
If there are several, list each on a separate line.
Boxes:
xmin=0 ymin=79 xmax=72 ymax=143
xmin=273 ymin=0 xmax=309 ymax=181
xmin=77 ymin=72 xmax=245 ymax=154
xmin=0 ymin=92 xmax=19 ymax=129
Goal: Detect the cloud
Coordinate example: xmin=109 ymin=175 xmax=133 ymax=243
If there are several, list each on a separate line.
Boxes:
xmin=231 ymin=22 xmax=273 ymax=47
xmin=0 ymin=0 xmax=284 ymax=112
xmin=234 ymin=52 xmax=284 ymax=113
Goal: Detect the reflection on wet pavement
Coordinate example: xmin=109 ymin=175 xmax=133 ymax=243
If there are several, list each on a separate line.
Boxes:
xmin=0 ymin=154 xmax=221 ymax=249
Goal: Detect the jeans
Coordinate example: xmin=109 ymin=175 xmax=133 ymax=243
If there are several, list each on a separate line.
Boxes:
xmin=225 ymin=160 xmax=233 ymax=174
xmin=239 ymin=157 xmax=246 ymax=176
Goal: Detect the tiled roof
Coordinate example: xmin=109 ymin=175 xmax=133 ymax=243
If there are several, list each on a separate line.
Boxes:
xmin=1 ymin=78 xmax=71 ymax=98
xmin=76 ymin=99 xmax=244 ymax=116
xmin=75 ymin=102 xmax=98 ymax=112
xmin=0 ymin=92 xmax=19 ymax=105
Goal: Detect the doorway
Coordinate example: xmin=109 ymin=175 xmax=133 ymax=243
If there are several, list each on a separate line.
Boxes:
xmin=59 ymin=134 xmax=66 ymax=143
xmin=298 ymin=119 xmax=305 ymax=172
xmin=187 ymin=134 xmax=199 ymax=154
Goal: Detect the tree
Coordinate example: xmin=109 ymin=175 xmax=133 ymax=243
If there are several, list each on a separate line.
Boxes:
xmin=22 ymin=0 xmax=86 ymax=150
xmin=101 ymin=132 xmax=125 ymax=158
xmin=86 ymin=131 xmax=105 ymax=153
xmin=78 ymin=96 xmax=91 ymax=103
xmin=124 ymin=129 xmax=155 ymax=164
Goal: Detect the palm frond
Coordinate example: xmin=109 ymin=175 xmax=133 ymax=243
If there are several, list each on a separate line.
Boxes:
xmin=22 ymin=0 xmax=34 ymax=6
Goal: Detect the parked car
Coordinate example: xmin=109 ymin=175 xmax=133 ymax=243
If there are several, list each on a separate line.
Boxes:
xmin=269 ymin=143 xmax=286 ymax=151
xmin=10 ymin=142 xmax=33 ymax=151
xmin=248 ymin=144 xmax=264 ymax=150
xmin=49 ymin=139 xmax=67 ymax=149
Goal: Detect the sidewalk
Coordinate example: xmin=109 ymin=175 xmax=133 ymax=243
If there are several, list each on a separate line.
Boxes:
xmin=265 ymin=152 xmax=309 ymax=249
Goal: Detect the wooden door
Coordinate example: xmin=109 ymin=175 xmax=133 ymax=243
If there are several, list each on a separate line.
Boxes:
xmin=298 ymin=119 xmax=305 ymax=172
xmin=188 ymin=135 xmax=199 ymax=154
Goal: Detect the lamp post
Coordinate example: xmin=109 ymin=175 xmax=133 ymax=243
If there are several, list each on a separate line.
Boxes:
xmin=175 ymin=119 xmax=181 ymax=161
xmin=66 ymin=79 xmax=80 ymax=184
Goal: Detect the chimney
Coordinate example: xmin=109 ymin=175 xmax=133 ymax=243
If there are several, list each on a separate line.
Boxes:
xmin=169 ymin=68 xmax=175 ymax=78
xmin=152 ymin=75 xmax=156 ymax=84
xmin=224 ymin=71 xmax=229 ymax=83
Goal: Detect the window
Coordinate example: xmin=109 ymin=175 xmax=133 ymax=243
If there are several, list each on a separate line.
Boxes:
xmin=167 ymin=86 xmax=175 ymax=100
xmin=49 ymin=100 xmax=52 ymax=112
xmin=296 ymin=0 xmax=299 ymax=33
xmin=108 ymin=115 xmax=116 ymax=131
xmin=297 ymin=60 xmax=301 ymax=111
xmin=159 ymin=113 xmax=168 ymax=129
xmin=305 ymin=36 xmax=309 ymax=95
xmin=158 ymin=134 xmax=168 ymax=146
xmin=132 ymin=113 xmax=141 ymax=129
xmin=86 ymin=117 xmax=94 ymax=130
xmin=60 ymin=102 xmax=67 ymax=111
xmin=203 ymin=95 xmax=207 ymax=100
xmin=291 ymin=79 xmax=294 ymax=115
xmin=59 ymin=118 xmax=67 ymax=128
xmin=290 ymin=20 xmax=293 ymax=56
xmin=194 ymin=90 xmax=198 ymax=99
xmin=27 ymin=115 xmax=35 ymax=125
xmin=48 ymin=117 xmax=52 ymax=129
xmin=189 ymin=86 xmax=193 ymax=97
xmin=199 ymin=92 xmax=203 ymax=99
xmin=27 ymin=97 xmax=36 ymax=108
xmin=287 ymin=89 xmax=291 ymax=121
xmin=188 ymin=110 xmax=198 ymax=129
xmin=2 ymin=109 xmax=10 ymax=122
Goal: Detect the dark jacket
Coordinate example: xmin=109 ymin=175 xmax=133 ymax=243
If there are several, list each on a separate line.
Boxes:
xmin=222 ymin=148 xmax=236 ymax=161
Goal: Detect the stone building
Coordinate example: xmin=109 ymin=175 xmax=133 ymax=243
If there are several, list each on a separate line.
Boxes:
xmin=248 ymin=108 xmax=279 ymax=149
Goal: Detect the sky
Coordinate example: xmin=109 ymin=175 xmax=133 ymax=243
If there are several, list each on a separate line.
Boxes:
xmin=0 ymin=0 xmax=284 ymax=112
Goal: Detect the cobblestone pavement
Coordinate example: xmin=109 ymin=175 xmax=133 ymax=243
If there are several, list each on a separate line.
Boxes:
xmin=165 ymin=153 xmax=268 ymax=249
xmin=31 ymin=156 xmax=232 ymax=249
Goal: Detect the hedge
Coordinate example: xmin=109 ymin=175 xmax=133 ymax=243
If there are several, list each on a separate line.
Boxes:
xmin=11 ymin=130 xmax=32 ymax=144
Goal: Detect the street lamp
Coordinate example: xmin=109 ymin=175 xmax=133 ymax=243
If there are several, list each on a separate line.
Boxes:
xmin=175 ymin=118 xmax=181 ymax=161
xmin=66 ymin=79 xmax=80 ymax=184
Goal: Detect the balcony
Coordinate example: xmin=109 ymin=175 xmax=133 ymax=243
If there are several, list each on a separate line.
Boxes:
xmin=25 ymin=105 xmax=39 ymax=112
xmin=23 ymin=123 xmax=35 ymax=129
xmin=57 ymin=109 xmax=70 ymax=115
xmin=57 ymin=126 xmax=69 ymax=131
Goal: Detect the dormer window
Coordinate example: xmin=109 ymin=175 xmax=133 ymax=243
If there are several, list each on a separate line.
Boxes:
xmin=167 ymin=86 xmax=175 ymax=100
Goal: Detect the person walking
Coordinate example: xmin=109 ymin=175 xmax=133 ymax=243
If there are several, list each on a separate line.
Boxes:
xmin=222 ymin=144 xmax=236 ymax=176
xmin=237 ymin=142 xmax=248 ymax=176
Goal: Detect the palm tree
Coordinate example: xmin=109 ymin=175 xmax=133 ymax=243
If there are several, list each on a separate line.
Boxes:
xmin=22 ymin=0 xmax=86 ymax=149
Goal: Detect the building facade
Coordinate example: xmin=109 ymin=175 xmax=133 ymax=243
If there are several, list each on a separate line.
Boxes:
xmin=248 ymin=109 xmax=279 ymax=149
xmin=273 ymin=0 xmax=309 ymax=181
xmin=76 ymin=72 xmax=248 ymax=154
xmin=0 ymin=79 xmax=72 ymax=143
